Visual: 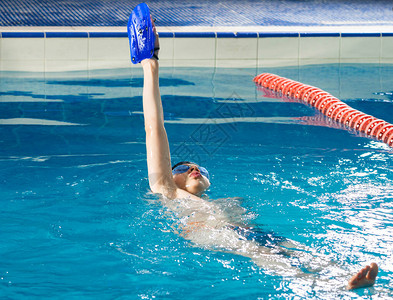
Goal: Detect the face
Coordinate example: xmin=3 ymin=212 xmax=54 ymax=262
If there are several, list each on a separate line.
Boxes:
xmin=172 ymin=164 xmax=210 ymax=196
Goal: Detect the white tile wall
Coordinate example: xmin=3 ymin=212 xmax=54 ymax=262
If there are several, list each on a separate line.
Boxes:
xmin=299 ymin=37 xmax=340 ymax=59
xmin=1 ymin=38 xmax=45 ymax=60
xmin=1 ymin=60 xmax=45 ymax=72
xmin=0 ymin=34 xmax=392 ymax=72
xmin=340 ymin=37 xmax=381 ymax=59
xmin=89 ymin=38 xmax=129 ymax=60
xmin=157 ymin=37 xmax=174 ymax=60
xmin=216 ymin=38 xmax=257 ymax=60
xmin=174 ymin=38 xmax=215 ymax=60
xmin=259 ymin=37 xmax=299 ymax=59
xmin=88 ymin=37 xmax=131 ymax=70
xmin=381 ymin=36 xmax=393 ymax=58
xmin=1 ymin=38 xmax=45 ymax=71
xmin=46 ymin=38 xmax=88 ymax=60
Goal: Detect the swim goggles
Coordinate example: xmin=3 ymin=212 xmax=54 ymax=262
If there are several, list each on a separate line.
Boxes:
xmin=172 ymin=164 xmax=210 ymax=179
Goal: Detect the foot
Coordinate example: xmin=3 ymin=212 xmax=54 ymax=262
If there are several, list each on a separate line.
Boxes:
xmin=346 ymin=263 xmax=378 ymax=290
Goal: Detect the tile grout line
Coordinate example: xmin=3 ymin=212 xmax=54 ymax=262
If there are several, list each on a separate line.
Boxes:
xmin=379 ymin=33 xmax=382 ymax=65
xmin=379 ymin=33 xmax=382 ymax=92
xmin=337 ymin=32 xmax=342 ymax=99
xmin=172 ymin=35 xmax=175 ymax=68
xmin=0 ymin=32 xmax=2 ymax=70
xmin=214 ymin=32 xmax=217 ymax=70
xmin=87 ymin=32 xmax=90 ymax=71
xmin=256 ymin=32 xmax=259 ymax=71
xmin=44 ymin=32 xmax=46 ymax=75
xmin=297 ymin=33 xmax=300 ymax=80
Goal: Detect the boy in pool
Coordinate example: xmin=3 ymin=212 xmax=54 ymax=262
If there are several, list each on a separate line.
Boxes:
xmin=137 ymin=15 xmax=378 ymax=291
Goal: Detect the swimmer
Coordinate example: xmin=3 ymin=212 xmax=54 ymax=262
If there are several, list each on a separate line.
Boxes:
xmin=133 ymin=6 xmax=379 ymax=291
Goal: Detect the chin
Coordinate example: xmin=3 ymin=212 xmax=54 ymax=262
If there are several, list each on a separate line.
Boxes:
xmin=186 ymin=180 xmax=209 ymax=195
xmin=186 ymin=186 xmax=203 ymax=195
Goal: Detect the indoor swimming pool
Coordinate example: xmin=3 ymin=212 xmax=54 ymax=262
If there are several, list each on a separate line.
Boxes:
xmin=1 ymin=64 xmax=393 ymax=299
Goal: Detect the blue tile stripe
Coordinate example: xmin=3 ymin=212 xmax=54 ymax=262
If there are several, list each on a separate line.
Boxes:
xmin=46 ymin=32 xmax=88 ymax=38
xmin=237 ymin=32 xmax=258 ymax=38
xmin=300 ymin=33 xmax=340 ymax=37
xmin=341 ymin=33 xmax=381 ymax=37
xmin=216 ymin=32 xmax=258 ymax=38
xmin=2 ymin=32 xmax=44 ymax=38
xmin=259 ymin=33 xmax=299 ymax=38
xmin=174 ymin=32 xmax=215 ymax=38
xmin=1 ymin=31 xmax=392 ymax=38
xmin=89 ymin=32 xmax=128 ymax=38
xmin=158 ymin=32 xmax=174 ymax=38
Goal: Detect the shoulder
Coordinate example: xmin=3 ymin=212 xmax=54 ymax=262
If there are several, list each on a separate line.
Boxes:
xmin=152 ymin=184 xmax=203 ymax=201
xmin=175 ymin=188 xmax=204 ymax=201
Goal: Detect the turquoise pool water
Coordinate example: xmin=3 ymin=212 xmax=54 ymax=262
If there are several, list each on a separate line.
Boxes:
xmin=1 ymin=64 xmax=392 ymax=299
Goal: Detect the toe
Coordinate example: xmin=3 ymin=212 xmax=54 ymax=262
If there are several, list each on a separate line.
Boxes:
xmin=367 ymin=262 xmax=379 ymax=279
xmin=357 ymin=266 xmax=368 ymax=279
xmin=358 ymin=268 xmax=365 ymax=278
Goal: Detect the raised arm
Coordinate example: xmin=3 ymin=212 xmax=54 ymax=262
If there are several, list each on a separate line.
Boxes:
xmin=141 ymin=58 xmax=177 ymax=196
xmin=137 ymin=18 xmax=208 ymax=201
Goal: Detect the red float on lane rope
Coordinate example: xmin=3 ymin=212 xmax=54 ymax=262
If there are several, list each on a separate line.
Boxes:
xmin=327 ymin=103 xmax=347 ymax=118
xmin=254 ymin=73 xmax=393 ymax=148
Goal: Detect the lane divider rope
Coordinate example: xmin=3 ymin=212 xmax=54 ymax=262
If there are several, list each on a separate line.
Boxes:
xmin=253 ymin=73 xmax=393 ymax=148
